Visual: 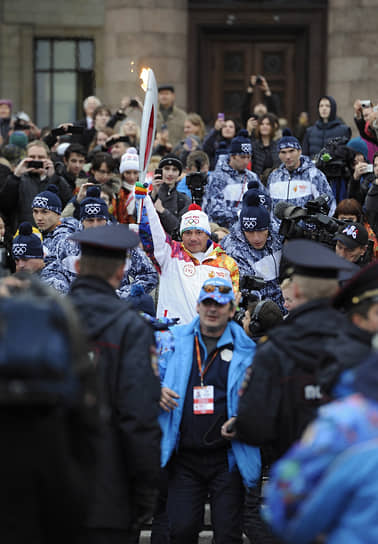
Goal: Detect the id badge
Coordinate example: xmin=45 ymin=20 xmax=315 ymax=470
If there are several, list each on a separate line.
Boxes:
xmin=193 ymin=385 xmax=214 ymax=415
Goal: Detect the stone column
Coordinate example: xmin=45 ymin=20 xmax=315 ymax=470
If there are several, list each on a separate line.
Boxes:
xmin=327 ymin=0 xmax=378 ymax=133
xmin=104 ymin=0 xmax=188 ymax=112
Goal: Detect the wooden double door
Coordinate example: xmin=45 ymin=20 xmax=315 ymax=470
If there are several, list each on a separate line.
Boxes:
xmin=208 ymin=38 xmax=295 ymax=125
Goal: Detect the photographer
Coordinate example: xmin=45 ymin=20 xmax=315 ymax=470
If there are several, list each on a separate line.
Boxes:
xmin=221 ymin=186 xmax=285 ymax=313
xmin=150 ymin=154 xmax=191 ymax=237
xmin=0 ymin=140 xmax=72 ymax=233
xmin=241 ymin=75 xmax=279 ymax=129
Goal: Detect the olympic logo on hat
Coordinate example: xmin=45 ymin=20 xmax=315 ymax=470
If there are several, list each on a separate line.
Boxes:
xmin=241 ymin=143 xmax=251 ymax=153
xmin=85 ymin=204 xmax=101 ymax=215
xmin=184 ymin=216 xmax=200 ymax=226
xmin=33 ymin=196 xmax=49 ymax=208
xmin=242 ymin=217 xmax=257 ymax=229
xmin=13 ymin=244 xmax=27 ymax=256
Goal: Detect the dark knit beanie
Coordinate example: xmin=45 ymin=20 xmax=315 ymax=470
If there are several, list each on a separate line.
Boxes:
xmin=80 ymin=186 xmax=109 ymax=221
xmin=31 ymin=184 xmax=62 ymax=215
xmin=230 ymin=129 xmax=252 ymax=155
xmin=247 ymin=180 xmax=272 ymax=211
xmin=12 ymin=222 xmax=44 ymax=259
xmin=240 ymin=190 xmax=270 ymax=231
xmin=159 ymin=154 xmax=183 ymax=175
xmin=278 ymin=136 xmax=301 ymax=151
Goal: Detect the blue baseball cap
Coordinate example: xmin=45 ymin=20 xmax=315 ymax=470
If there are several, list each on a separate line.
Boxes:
xmin=198 ymin=277 xmax=235 ymax=305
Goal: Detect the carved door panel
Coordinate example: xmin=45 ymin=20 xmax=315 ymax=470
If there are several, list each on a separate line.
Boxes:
xmin=206 ymin=38 xmax=296 ymax=126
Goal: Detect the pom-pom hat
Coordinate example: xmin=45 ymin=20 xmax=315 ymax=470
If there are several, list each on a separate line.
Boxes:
xmin=120 ymin=147 xmax=140 ymax=174
xmin=31 ymin=184 xmax=62 ymax=215
xmin=80 ymin=186 xmax=109 ymax=221
xmin=230 ymin=129 xmax=252 ymax=155
xmin=240 ymin=190 xmax=270 ymax=231
xmin=180 ymin=203 xmax=211 ymax=237
xmin=12 ymin=222 xmax=44 ymax=259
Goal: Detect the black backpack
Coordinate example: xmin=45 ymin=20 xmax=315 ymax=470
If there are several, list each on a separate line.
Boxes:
xmin=0 ymin=297 xmax=79 ymax=404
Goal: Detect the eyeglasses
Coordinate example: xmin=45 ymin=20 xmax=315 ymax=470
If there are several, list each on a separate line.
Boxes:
xmin=202 ymin=284 xmax=232 ymax=294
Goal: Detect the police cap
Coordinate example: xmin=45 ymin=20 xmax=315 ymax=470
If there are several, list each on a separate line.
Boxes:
xmin=333 ymin=261 xmax=378 ymax=311
xmin=70 ymin=224 xmax=139 ymax=259
xmin=283 ymin=239 xmax=357 ymax=279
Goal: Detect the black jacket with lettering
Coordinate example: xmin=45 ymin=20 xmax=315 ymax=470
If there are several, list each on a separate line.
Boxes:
xmin=235 ymin=298 xmax=372 ymax=461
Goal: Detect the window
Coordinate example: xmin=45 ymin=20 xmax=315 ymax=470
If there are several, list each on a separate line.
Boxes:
xmin=34 ymin=38 xmax=95 ymax=128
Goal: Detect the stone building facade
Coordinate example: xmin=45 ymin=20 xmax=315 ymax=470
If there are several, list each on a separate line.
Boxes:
xmin=0 ymin=0 xmax=376 ymax=131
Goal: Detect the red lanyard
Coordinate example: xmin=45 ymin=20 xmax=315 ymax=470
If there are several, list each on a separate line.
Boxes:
xmin=195 ymin=335 xmax=219 ymax=387
xmin=236 ymin=174 xmax=247 ymax=207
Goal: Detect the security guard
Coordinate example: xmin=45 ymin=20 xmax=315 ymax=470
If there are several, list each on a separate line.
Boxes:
xmin=68 ymin=224 xmax=161 ymax=544
xmin=235 ymin=239 xmax=366 ymax=461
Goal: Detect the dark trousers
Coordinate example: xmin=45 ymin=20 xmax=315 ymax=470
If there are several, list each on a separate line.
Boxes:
xmin=167 ymin=449 xmax=244 ymax=544
xmin=243 ymin=484 xmax=282 ymax=544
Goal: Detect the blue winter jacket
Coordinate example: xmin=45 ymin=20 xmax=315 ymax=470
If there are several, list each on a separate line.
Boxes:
xmin=267 ymin=155 xmax=336 ymax=233
xmin=157 ymin=316 xmax=261 ymax=488
xmin=205 ymin=157 xmax=266 ymax=229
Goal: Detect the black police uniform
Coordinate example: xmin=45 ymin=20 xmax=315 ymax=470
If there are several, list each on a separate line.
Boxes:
xmin=235 ymin=240 xmax=368 ymax=460
xmin=68 ymin=224 xmax=161 ymax=543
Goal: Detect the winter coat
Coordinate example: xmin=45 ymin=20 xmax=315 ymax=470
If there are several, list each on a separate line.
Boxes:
xmin=68 ymin=275 xmax=161 ymax=529
xmin=144 ymin=194 xmax=239 ymax=324
xmin=221 ymin=223 xmax=284 ymax=312
xmin=41 ymin=217 xmax=79 ymax=266
xmin=202 ymin=129 xmax=233 ymax=171
xmin=151 ymin=183 xmax=191 ymax=236
xmin=235 ymin=298 xmax=372 ymax=461
xmin=251 ymin=138 xmax=280 ymax=178
xmin=0 ymin=172 xmax=72 ymax=233
xmin=157 ymin=316 xmax=261 ymax=488
xmin=302 ymin=96 xmax=351 ymax=158
xmin=156 ymin=105 xmax=187 ymax=147
xmin=205 ymin=158 xmax=266 ymax=229
xmin=267 ymin=155 xmax=336 ymax=233
xmin=264 ymin=392 xmax=378 ymax=544
xmin=45 ymin=231 xmax=158 ymax=297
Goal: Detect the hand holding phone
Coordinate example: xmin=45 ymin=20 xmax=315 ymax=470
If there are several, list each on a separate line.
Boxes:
xmin=27 ymin=160 xmax=44 ymax=169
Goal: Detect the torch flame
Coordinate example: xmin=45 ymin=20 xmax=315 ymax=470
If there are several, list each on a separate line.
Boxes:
xmin=140 ymin=68 xmax=149 ymax=92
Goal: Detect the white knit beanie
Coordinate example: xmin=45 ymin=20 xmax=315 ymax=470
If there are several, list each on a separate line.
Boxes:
xmin=120 ymin=147 xmax=139 ymax=173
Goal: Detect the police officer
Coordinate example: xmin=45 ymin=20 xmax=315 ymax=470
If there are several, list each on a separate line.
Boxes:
xmin=235 ymin=239 xmax=365 ymax=460
xmin=68 ymin=224 xmax=161 ymax=543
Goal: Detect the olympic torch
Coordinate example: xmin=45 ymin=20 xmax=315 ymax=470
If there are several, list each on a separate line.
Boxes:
xmin=137 ymin=67 xmax=158 ymax=223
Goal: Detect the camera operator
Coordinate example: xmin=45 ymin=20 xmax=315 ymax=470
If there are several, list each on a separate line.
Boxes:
xmin=268 ymin=135 xmax=336 ymax=233
xmin=0 ymin=140 xmax=72 ymax=233
xmin=221 ymin=186 xmax=285 ymax=313
xmin=176 ymin=150 xmax=210 ymax=205
xmin=242 ymin=299 xmax=283 ymax=342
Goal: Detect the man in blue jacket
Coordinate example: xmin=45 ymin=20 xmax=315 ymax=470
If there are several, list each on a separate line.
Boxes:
xmin=158 ymin=277 xmax=261 ymax=543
